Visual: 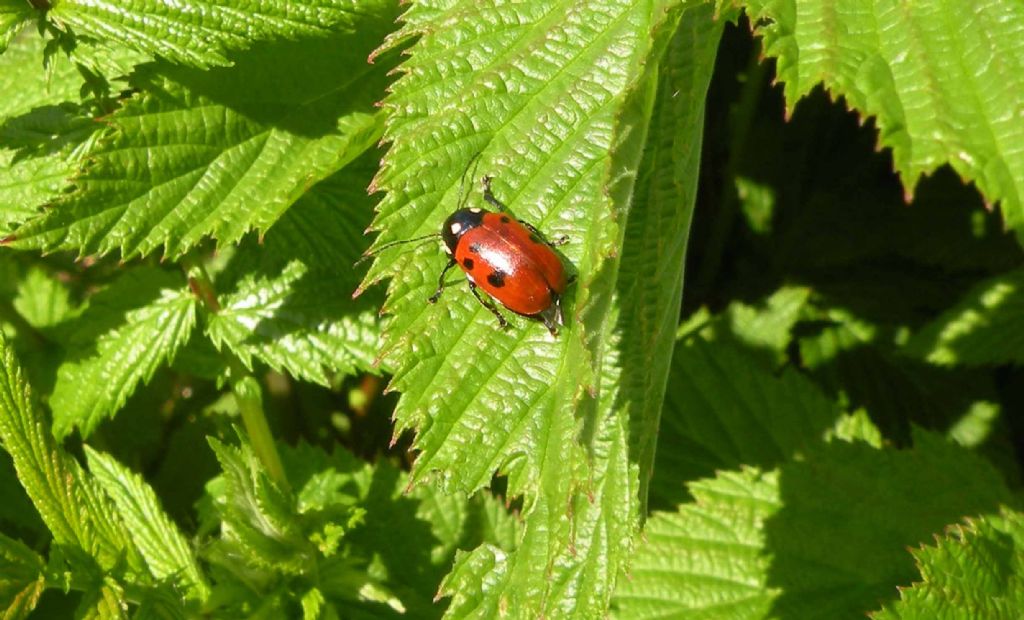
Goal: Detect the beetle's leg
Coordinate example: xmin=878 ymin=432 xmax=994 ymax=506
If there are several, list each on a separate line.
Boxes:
xmin=518 ymin=218 xmax=569 ymax=247
xmin=429 ymin=259 xmax=457 ymax=303
xmin=469 ymin=281 xmax=508 ymax=329
xmin=536 ymin=292 xmax=563 ymax=336
xmin=482 ymin=176 xmax=509 ymax=212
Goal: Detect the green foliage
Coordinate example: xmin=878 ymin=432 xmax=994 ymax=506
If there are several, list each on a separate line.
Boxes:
xmin=0 ymin=531 xmax=46 ymax=618
xmin=0 ymin=0 xmax=31 ymax=54
xmin=874 ymin=509 xmax=1024 ymax=619
xmin=0 ymin=0 xmax=1022 ymax=617
xmin=8 ymin=27 xmax=395 ymax=259
xmin=48 ymin=0 xmax=368 ymax=68
xmin=50 ymin=267 xmax=196 ymax=439
xmin=615 ymin=428 xmax=1016 ymax=619
xmin=906 ymin=267 xmax=1024 ymax=367
xmin=729 ymin=0 xmax=1024 ymax=237
xmin=361 ymin=1 xmax=723 ymax=616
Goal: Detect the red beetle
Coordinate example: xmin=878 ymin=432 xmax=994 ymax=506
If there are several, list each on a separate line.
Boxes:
xmin=365 ymin=176 xmax=572 ymax=335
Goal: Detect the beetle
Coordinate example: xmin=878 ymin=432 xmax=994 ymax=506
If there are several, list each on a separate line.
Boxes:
xmin=362 ymin=175 xmax=573 ymax=335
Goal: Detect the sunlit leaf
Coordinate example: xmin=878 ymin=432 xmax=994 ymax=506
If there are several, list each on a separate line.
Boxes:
xmin=10 ymin=7 xmax=398 ymax=259
xmin=49 ymin=0 xmax=370 ymax=68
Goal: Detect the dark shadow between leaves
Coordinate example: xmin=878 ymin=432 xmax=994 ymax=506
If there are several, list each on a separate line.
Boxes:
xmin=799 ymin=320 xmax=1009 ymax=447
xmin=763 ymin=437 xmax=1013 ymax=618
xmin=648 ymin=335 xmax=845 ymax=511
xmin=346 ymin=462 xmax=447 ymax=618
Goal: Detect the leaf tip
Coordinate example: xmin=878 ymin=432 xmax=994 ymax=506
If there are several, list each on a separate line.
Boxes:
xmin=0 ymin=234 xmax=15 ymax=245
xmin=402 ymin=476 xmax=416 ymax=495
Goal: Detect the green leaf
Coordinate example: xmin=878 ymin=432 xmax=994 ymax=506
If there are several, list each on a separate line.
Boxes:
xmin=207 ymin=437 xmax=309 ymax=573
xmin=0 ymin=34 xmax=95 ymax=234
xmin=279 ymin=442 xmax=518 ymax=617
xmin=0 ymin=531 xmax=46 ymax=619
xmin=0 ymin=107 xmax=97 ymax=235
xmin=416 ymin=3 xmax=724 ymax=616
xmin=616 ymin=431 xmax=1013 ymax=618
xmin=13 ymin=266 xmax=75 ymax=330
xmin=50 ymin=267 xmax=196 ymax=439
xmin=652 ymin=334 xmax=843 ymax=508
xmin=0 ymin=333 xmax=136 ymax=573
xmin=0 ymin=1 xmax=32 ymax=54
xmin=0 ymin=34 xmax=82 ymax=124
xmin=84 ymin=447 xmax=209 ymax=602
xmin=732 ymin=0 xmax=1024 ymax=235
xmin=906 ymin=267 xmax=1024 ymax=367
xmin=765 ymin=432 xmax=1012 ymax=618
xmin=364 ymin=0 xmax=677 ymax=500
xmin=206 ymin=163 xmax=384 ymax=385
xmin=716 ymin=286 xmax=811 ymax=359
xmin=10 ymin=10 xmax=398 ymax=259
xmin=48 ymin=0 xmax=371 ymax=69
xmin=873 ymin=509 xmax=1024 ymax=619
xmin=617 ymin=0 xmax=722 ymax=514
xmin=613 ymin=469 xmax=781 ymax=619
xmin=78 ymin=577 xmax=128 ymax=620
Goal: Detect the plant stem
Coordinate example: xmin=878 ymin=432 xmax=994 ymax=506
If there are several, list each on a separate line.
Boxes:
xmin=181 ymin=255 xmax=289 ymax=489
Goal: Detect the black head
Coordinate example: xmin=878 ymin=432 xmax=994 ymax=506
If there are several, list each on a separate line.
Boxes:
xmin=441 ymin=208 xmax=485 ymax=254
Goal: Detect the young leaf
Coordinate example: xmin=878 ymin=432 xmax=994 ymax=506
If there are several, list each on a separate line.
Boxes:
xmin=280 ymin=441 xmax=518 ymax=617
xmin=0 ymin=333 xmax=136 ymax=574
xmin=731 ymin=0 xmax=1024 ymax=234
xmin=873 ymin=509 xmax=1024 ymax=619
xmin=84 ymin=447 xmax=209 ymax=602
xmin=10 ymin=8 xmax=399 ymax=260
xmin=905 ymin=267 xmax=1024 ymax=367
xmin=0 ymin=531 xmax=46 ymax=619
xmin=13 ymin=267 xmax=75 ymax=330
xmin=206 ymin=163 xmax=384 ymax=385
xmin=0 ymin=0 xmax=31 ymax=54
xmin=47 ymin=0 xmax=370 ymax=68
xmin=207 ymin=437 xmax=309 ymax=573
xmin=50 ymin=267 xmax=196 ymax=439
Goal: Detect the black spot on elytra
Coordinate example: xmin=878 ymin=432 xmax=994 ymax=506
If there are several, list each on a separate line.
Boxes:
xmin=468 ymin=243 xmax=481 ymax=253
xmin=462 ymin=258 xmax=474 ymax=270
xmin=487 ymin=270 xmax=507 ymax=288
xmin=529 ymin=234 xmax=541 ymax=244
xmin=500 ymin=215 xmax=511 ymax=223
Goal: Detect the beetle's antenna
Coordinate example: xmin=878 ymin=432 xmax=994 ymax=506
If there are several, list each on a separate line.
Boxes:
xmin=457 ymin=152 xmax=484 ymax=211
xmin=355 ymin=233 xmax=442 ymax=265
